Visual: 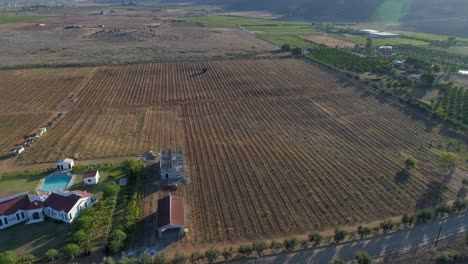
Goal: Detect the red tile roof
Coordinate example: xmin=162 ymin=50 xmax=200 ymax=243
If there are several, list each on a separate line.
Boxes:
xmin=157 ymin=195 xmax=184 ymax=228
xmin=83 ymin=170 xmax=98 ymax=179
xmin=44 ymin=191 xmax=91 ymax=213
xmin=0 ymin=194 xmax=30 ymax=216
xmin=26 ymin=200 xmax=43 ymax=210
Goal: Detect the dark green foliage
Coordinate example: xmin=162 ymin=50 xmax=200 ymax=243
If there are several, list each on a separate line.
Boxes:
xmin=292 ymin=47 xmax=303 ymax=56
xmin=0 ymin=251 xmax=16 ymax=264
xmin=417 ymin=209 xmax=434 ymax=224
xmin=452 ymin=199 xmax=468 ymax=212
xmin=190 ymin=251 xmax=204 ymax=264
xmin=45 ymin=249 xmax=60 ymax=262
xmin=436 ymin=250 xmax=463 ymax=263
xmin=205 ymin=248 xmax=219 ymax=263
xmin=252 ymin=240 xmax=268 ymax=254
xmin=103 ymin=181 xmax=121 ymax=198
xmin=435 ymin=203 xmax=452 ymax=217
xmin=355 ymin=250 xmax=372 ymax=264
xmin=222 ymin=247 xmax=234 ymax=260
xmin=284 ymin=236 xmax=298 ymax=251
xmin=281 ymin=43 xmax=291 ymax=52
xmin=380 ymin=220 xmax=395 ymax=234
xmin=357 ymin=225 xmax=372 ymax=239
xmin=334 ymin=228 xmax=347 ymax=243
xmin=270 ymin=240 xmax=283 ymax=252
xmin=63 ymin=243 xmax=81 ymax=259
xmin=238 ymin=244 xmax=253 ymax=257
xmin=308 ymin=231 xmax=323 ymax=246
xmin=401 ymin=213 xmax=415 ymax=226
xmin=366 ymin=37 xmax=373 ymax=49
xmin=405 ymin=157 xmax=417 ymax=170
xmin=171 ymin=252 xmax=185 ymax=264
xmin=153 ymin=252 xmax=167 ymax=264
xmin=108 ymin=230 xmax=127 ymax=255
xmin=18 ymin=253 xmax=38 ymax=264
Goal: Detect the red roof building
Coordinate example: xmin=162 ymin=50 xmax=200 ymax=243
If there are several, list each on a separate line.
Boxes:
xmin=83 ymin=170 xmax=100 ymax=185
xmin=157 ymin=195 xmax=185 ymax=238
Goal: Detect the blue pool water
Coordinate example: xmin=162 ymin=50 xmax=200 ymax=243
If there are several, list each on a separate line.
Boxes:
xmin=40 ymin=174 xmax=73 ymax=191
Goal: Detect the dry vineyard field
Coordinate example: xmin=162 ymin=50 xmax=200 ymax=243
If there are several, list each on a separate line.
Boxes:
xmin=1 ymin=59 xmax=465 ymax=242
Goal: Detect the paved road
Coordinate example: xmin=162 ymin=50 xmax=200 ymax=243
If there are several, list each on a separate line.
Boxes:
xmin=230 ymin=212 xmax=468 ymax=263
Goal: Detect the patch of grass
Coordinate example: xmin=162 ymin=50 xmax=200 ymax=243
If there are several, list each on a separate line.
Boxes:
xmin=69 ymin=164 xmax=126 ymax=200
xmin=0 ymin=170 xmax=50 ymax=196
xmin=0 ymin=218 xmax=72 ymax=256
xmin=0 ymin=15 xmax=47 ymax=24
xmin=185 ymin=15 xmax=308 ymax=28
xmin=399 ymin=31 xmax=468 ymax=43
xmin=333 ymin=34 xmax=429 ymax=46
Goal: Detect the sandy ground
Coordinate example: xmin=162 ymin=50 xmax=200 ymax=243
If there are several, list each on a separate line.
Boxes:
xmin=0 ymin=6 xmax=276 ymax=68
xmin=302 ymin=35 xmax=356 ymax=48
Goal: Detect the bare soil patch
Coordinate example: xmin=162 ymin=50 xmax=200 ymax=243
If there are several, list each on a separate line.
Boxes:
xmin=302 ymin=35 xmax=356 ymax=48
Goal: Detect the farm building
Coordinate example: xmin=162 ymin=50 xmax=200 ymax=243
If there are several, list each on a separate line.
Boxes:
xmin=83 ymin=170 xmax=100 ymax=185
xmin=0 ymin=190 xmax=95 ymax=229
xmin=160 ymin=148 xmax=185 ymax=181
xmin=458 ymin=70 xmax=468 ymax=75
xmin=358 ymin=29 xmax=399 ymax=38
xmin=43 ymin=190 xmax=95 ymax=223
xmin=157 ymin=195 xmax=185 ymax=238
xmin=57 ymin=158 xmax=74 ymax=170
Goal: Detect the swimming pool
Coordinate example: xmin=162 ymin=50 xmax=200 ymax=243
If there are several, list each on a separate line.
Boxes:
xmin=40 ymin=174 xmax=73 ymax=192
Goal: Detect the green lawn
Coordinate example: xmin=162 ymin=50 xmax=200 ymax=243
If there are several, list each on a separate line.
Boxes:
xmin=0 ymin=219 xmax=72 ymax=257
xmin=0 ymin=15 xmax=46 ymax=24
xmin=0 ymin=171 xmax=48 ymax=196
xmin=69 ymin=164 xmax=126 ymax=199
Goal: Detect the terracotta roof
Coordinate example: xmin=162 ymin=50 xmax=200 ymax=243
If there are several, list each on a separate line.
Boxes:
xmin=157 ymin=195 xmax=184 ymax=228
xmin=44 ymin=191 xmax=90 ymax=213
xmin=72 ymin=190 xmax=93 ymax=198
xmin=0 ymin=194 xmax=30 ymax=216
xmin=26 ymin=200 xmax=43 ymax=210
xmin=83 ymin=170 xmax=98 ymax=179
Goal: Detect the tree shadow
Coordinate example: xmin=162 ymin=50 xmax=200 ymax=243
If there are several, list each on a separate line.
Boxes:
xmin=415 ymin=180 xmax=450 ymax=209
xmin=394 ymin=169 xmax=410 ymax=183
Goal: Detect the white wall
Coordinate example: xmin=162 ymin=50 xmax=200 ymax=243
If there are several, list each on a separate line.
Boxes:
xmin=0 ymin=210 xmax=28 ymax=229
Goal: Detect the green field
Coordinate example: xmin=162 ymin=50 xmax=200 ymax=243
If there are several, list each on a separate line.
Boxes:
xmin=0 ymin=15 xmax=46 ymax=24
xmin=399 ymin=31 xmax=468 ymax=43
xmin=0 ymin=171 xmax=47 ymax=195
xmin=185 ymin=15 xmax=307 ymax=27
xmin=333 ymin=34 xmax=429 ymax=47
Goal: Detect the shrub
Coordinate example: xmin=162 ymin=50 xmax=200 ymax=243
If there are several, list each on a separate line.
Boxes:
xmin=0 ymin=251 xmax=16 ymax=264
xmin=252 ymin=240 xmax=268 ymax=254
xmin=63 ymin=243 xmax=81 ymax=259
xmin=284 ymin=236 xmax=298 ymax=251
xmin=308 ymin=231 xmax=323 ymax=246
xmin=270 ymin=240 xmax=283 ymax=252
xmin=404 ymin=157 xmax=417 ymax=170
xmin=222 ymin=247 xmax=234 ymax=260
xmin=292 ymin=47 xmax=303 ymax=56
xmin=357 ymin=225 xmax=372 ymax=239
xmin=281 ymin=43 xmax=291 ymax=52
xmin=380 ymin=220 xmax=395 ymax=234
xmin=190 ymin=251 xmax=204 ymax=264
xmin=108 ymin=229 xmax=127 ymax=255
xmin=45 ymin=249 xmax=60 ymax=262
xmin=401 ymin=213 xmax=415 ymax=226
xmin=238 ymin=244 xmax=253 ymax=257
xmin=171 ymin=252 xmax=185 ymax=264
xmin=436 ymin=250 xmax=462 ymax=263
xmin=334 ymin=228 xmax=347 ymax=243
xmin=103 ymin=181 xmax=121 ymax=198
xmin=417 ymin=209 xmax=434 ymax=224
xmin=355 ymin=250 xmax=372 ymax=264
xmin=153 ymin=252 xmax=167 ymax=264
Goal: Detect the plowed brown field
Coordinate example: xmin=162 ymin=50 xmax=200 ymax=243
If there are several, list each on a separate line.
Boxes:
xmin=2 ymin=59 xmax=465 ymax=242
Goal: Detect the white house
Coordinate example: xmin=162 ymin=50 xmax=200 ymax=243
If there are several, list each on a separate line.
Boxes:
xmin=0 ymin=190 xmax=95 ymax=229
xmin=43 ymin=191 xmax=96 ymax=223
xmin=57 ymin=158 xmax=74 ymax=170
xmin=36 ymin=127 xmax=47 ymax=137
xmin=160 ymin=148 xmax=185 ymax=181
xmin=157 ymin=195 xmax=185 ymax=238
xmin=83 ymin=170 xmax=100 ymax=185
xmin=0 ymin=193 xmax=46 ymax=229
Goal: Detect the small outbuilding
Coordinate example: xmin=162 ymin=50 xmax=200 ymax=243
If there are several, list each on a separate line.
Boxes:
xmin=83 ymin=170 xmax=100 ymax=185
xmin=160 ymin=148 xmax=185 ymax=181
xmin=157 ymin=195 xmax=185 ymax=238
xmin=57 ymin=158 xmax=74 ymax=170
